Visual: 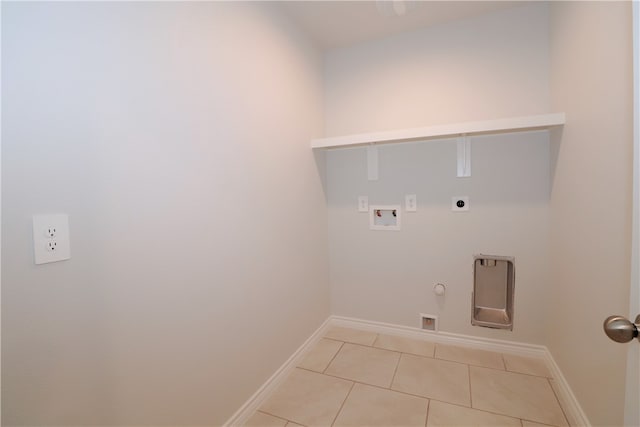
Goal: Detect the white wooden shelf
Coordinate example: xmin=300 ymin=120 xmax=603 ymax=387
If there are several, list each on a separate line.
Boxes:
xmin=310 ymin=113 xmax=565 ymax=149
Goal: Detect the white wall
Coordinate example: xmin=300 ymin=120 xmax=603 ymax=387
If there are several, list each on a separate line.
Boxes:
xmin=548 ymin=2 xmax=633 ymax=426
xmin=324 ymin=3 xmax=550 ymax=136
xmin=325 ymin=3 xmax=552 ymax=343
xmin=1 ymin=2 xmax=328 ymax=425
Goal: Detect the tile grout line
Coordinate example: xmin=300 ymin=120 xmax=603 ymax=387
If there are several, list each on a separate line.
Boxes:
xmin=467 ymin=364 xmax=473 ymax=409
xmin=434 ymin=347 xmax=507 ymax=372
xmin=330 ymin=381 xmax=356 ymax=427
xmin=424 ymin=398 xmax=431 ymax=427
xmin=323 ymin=337 xmax=347 ymax=344
xmin=322 ymin=341 xmax=346 ymax=374
xmin=309 ymin=351 xmax=522 ymax=417
xmin=388 ymin=350 xmax=403 ymax=389
xmin=502 ymin=353 xmax=553 ymax=378
xmin=302 ymin=366 xmax=525 ymax=422
xmin=521 ymin=416 xmax=559 ymax=427
xmin=424 ymin=397 xmax=524 ymax=423
xmin=324 ymin=329 xmax=378 ymax=348
xmin=333 ymin=331 xmax=547 ymax=376
xmin=286 ymin=366 xmax=527 ymax=425
xmin=470 ymin=361 xmax=554 ymax=379
xmin=368 ymin=333 xmax=379 ymax=347
xmin=298 ymin=367 xmax=431 ymax=402
xmin=332 ymin=327 xmax=548 ymax=361
xmin=388 ymin=344 xmax=547 ymax=378
xmin=329 ymin=341 xmax=404 ymax=361
xmin=546 ymin=377 xmax=572 ymax=427
xmin=256 ymin=409 xmax=299 ymax=426
xmin=294 ymin=332 xmax=555 ymax=425
xmin=371 ymin=333 xmax=380 ymax=348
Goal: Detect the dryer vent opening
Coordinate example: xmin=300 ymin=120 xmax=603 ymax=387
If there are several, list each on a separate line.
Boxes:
xmin=471 ymin=255 xmax=515 ymax=330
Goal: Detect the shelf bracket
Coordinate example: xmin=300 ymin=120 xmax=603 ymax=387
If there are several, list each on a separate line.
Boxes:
xmin=367 ymin=145 xmax=379 ymax=181
xmin=457 ymin=135 xmax=471 ymax=178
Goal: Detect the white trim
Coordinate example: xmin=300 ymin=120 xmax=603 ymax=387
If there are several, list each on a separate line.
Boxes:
xmin=625 ymin=2 xmax=640 ymax=426
xmin=225 ymin=315 xmax=591 ymax=427
xmin=544 ymin=350 xmax=591 ymax=427
xmin=222 ymin=317 xmax=332 ymax=427
xmin=310 ymin=113 xmax=565 ymax=149
xmin=1 ymin=0 xmax=4 ymax=421
xmin=331 ymin=315 xmax=545 ymax=357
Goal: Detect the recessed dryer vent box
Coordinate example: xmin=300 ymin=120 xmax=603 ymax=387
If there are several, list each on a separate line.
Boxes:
xmin=370 ymin=205 xmax=401 ymax=231
xmin=471 ymin=255 xmax=515 ymax=330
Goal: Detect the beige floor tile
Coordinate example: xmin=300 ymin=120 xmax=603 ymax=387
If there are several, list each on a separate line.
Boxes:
xmin=325 ymin=343 xmax=401 ymax=387
xmin=391 ymin=353 xmax=471 ymax=406
xmin=324 ymin=326 xmax=377 ymax=346
xmin=503 ymin=354 xmax=552 ymax=377
xmin=298 ymin=338 xmax=343 ymax=372
xmin=435 ymin=344 xmax=505 ymax=370
xmin=285 ymin=423 xmax=305 ymax=427
xmin=244 ymin=411 xmax=287 ymax=427
xmin=470 ymin=366 xmax=567 ymax=426
xmin=333 ymin=383 xmax=428 ymax=426
xmin=549 ymin=379 xmax=576 ymax=427
xmin=426 ymin=400 xmax=521 ymax=427
xmin=522 ymin=421 xmax=558 ymax=427
xmin=373 ymin=334 xmax=435 ymax=357
xmin=260 ymin=368 xmax=353 ymax=427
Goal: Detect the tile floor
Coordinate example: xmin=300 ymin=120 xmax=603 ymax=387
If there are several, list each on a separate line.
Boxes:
xmin=245 ymin=326 xmax=569 ymax=427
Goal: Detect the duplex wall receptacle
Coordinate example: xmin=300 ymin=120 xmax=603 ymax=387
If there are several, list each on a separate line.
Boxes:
xmin=33 ymin=214 xmax=71 ymax=265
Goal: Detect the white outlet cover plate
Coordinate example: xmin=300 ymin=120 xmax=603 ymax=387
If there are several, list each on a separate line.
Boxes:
xmin=33 ymin=214 xmax=71 ymax=265
xmin=452 ymin=196 xmax=470 ymax=212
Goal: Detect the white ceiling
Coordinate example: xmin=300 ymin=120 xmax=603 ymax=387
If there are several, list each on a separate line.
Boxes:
xmin=277 ymin=1 xmax=530 ymax=50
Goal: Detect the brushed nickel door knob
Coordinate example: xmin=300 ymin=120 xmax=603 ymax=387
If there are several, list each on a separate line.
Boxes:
xmin=603 ymin=315 xmax=640 ymax=343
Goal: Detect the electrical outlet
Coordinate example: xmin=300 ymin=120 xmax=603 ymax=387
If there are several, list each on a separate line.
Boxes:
xmin=33 ymin=214 xmax=71 ymax=265
xmin=358 ymin=196 xmax=369 ymax=212
xmin=405 ymin=194 xmax=417 ymax=212
xmin=452 ymin=196 xmax=470 ymax=212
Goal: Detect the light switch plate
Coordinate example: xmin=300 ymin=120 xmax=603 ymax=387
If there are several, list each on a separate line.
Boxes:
xmin=405 ymin=194 xmax=417 ymax=212
xmin=452 ymin=196 xmax=470 ymax=212
xmin=33 ymin=214 xmax=71 ymax=264
xmin=358 ymin=196 xmax=369 ymax=212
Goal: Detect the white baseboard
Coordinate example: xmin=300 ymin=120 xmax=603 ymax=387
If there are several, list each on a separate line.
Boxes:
xmin=544 ymin=351 xmax=591 ymax=427
xmin=331 ymin=315 xmax=547 ymax=357
xmin=225 ymin=315 xmax=590 ymax=427
xmin=223 ymin=317 xmax=332 ymax=427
